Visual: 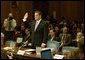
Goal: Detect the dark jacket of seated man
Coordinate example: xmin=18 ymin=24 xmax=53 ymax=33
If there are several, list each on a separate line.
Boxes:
xmin=59 ymin=27 xmax=72 ymax=46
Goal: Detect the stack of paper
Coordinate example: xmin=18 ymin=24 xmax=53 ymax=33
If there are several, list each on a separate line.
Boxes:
xmin=25 ymin=49 xmax=35 ymax=52
xmin=17 ymin=50 xmax=25 ymax=55
xmin=53 ymin=54 xmax=64 ymax=59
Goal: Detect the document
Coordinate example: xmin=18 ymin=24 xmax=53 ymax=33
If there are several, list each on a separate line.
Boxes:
xmin=16 ymin=37 xmax=23 ymax=43
xmin=17 ymin=50 xmax=25 ymax=55
xmin=25 ymin=49 xmax=35 ymax=52
xmin=53 ymin=54 xmax=64 ymax=59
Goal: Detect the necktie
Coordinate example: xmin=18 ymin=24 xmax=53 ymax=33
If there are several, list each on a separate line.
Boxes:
xmin=34 ymin=21 xmax=38 ymax=31
xmin=61 ymin=34 xmax=66 ymax=45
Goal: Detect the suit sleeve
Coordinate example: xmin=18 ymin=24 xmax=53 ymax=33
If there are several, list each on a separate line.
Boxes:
xmin=43 ymin=22 xmax=49 ymax=43
xmin=23 ymin=20 xmax=31 ymax=28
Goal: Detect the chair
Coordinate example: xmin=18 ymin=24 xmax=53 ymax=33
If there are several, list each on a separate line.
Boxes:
xmin=47 ymin=40 xmax=60 ymax=51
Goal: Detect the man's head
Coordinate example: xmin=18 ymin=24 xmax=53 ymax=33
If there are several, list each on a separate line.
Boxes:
xmin=8 ymin=13 xmax=13 ymax=17
xmin=8 ymin=13 xmax=13 ymax=20
xmin=63 ymin=27 xmax=68 ymax=34
xmin=49 ymin=29 xmax=56 ymax=37
xmin=34 ymin=11 xmax=42 ymax=21
xmin=25 ymin=28 xmax=30 ymax=35
xmin=77 ymin=32 xmax=83 ymax=39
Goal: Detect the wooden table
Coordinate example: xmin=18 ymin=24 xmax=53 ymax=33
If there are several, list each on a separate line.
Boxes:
xmin=12 ymin=47 xmax=40 ymax=59
xmin=2 ymin=46 xmax=71 ymax=59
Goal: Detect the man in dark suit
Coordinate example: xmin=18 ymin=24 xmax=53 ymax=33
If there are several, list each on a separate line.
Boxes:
xmin=30 ymin=11 xmax=48 ymax=48
xmin=59 ymin=27 xmax=72 ymax=46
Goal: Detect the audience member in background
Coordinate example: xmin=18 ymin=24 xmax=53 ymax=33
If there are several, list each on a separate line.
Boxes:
xmin=15 ymin=26 xmax=22 ymax=38
xmin=59 ymin=22 xmax=68 ymax=34
xmin=54 ymin=24 xmax=59 ymax=37
xmin=22 ymin=12 xmax=31 ymax=28
xmin=59 ymin=27 xmax=72 ymax=49
xmin=71 ymin=23 xmax=77 ymax=39
xmin=20 ymin=24 xmax=25 ymax=37
xmin=67 ymin=32 xmax=84 ymax=59
xmin=81 ymin=23 xmax=84 ymax=34
xmin=3 ymin=13 xmax=17 ymax=45
xmin=76 ymin=32 xmax=84 ymax=47
xmin=21 ymin=28 xmax=31 ymax=47
xmin=48 ymin=29 xmax=59 ymax=42
xmin=15 ymin=24 xmax=26 ymax=47
xmin=1 ymin=32 xmax=4 ymax=47
xmin=76 ymin=27 xmax=81 ymax=33
xmin=48 ymin=24 xmax=54 ymax=36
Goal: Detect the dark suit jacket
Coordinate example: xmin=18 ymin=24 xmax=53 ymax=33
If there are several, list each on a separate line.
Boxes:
xmin=23 ymin=20 xmax=31 ymax=28
xmin=48 ymin=36 xmax=59 ymax=42
xmin=59 ymin=33 xmax=72 ymax=46
xmin=30 ymin=20 xmax=48 ymax=47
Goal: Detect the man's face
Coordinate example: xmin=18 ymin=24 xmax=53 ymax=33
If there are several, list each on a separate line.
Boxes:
xmin=63 ymin=27 xmax=67 ymax=33
xmin=9 ymin=13 xmax=13 ymax=17
xmin=25 ymin=29 xmax=30 ymax=35
xmin=34 ymin=13 xmax=41 ymax=21
xmin=77 ymin=32 xmax=82 ymax=38
xmin=50 ymin=30 xmax=55 ymax=36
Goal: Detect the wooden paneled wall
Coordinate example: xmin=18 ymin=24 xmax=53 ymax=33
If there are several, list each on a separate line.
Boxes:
xmin=1 ymin=1 xmax=84 ymax=27
xmin=49 ymin=1 xmax=84 ymax=23
xmin=1 ymin=1 xmax=33 ymax=27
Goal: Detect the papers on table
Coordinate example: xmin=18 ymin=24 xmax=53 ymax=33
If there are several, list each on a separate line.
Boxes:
xmin=53 ymin=54 xmax=64 ymax=59
xmin=17 ymin=50 xmax=25 ymax=55
xmin=3 ymin=47 xmax=12 ymax=50
xmin=25 ymin=49 xmax=35 ymax=52
xmin=16 ymin=37 xmax=23 ymax=43
xmin=17 ymin=49 xmax=35 ymax=55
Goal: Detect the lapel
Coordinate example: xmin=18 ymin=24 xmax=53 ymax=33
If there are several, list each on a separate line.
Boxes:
xmin=34 ymin=20 xmax=43 ymax=32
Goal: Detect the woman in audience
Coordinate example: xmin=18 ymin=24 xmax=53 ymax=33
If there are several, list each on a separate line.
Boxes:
xmin=54 ymin=24 xmax=59 ymax=37
xmin=67 ymin=32 xmax=84 ymax=59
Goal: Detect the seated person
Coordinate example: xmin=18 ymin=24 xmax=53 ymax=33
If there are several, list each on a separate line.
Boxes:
xmin=15 ymin=29 xmax=23 ymax=47
xmin=22 ymin=28 xmax=31 ymax=47
xmin=72 ymin=31 xmax=84 ymax=47
xmin=67 ymin=32 xmax=84 ymax=59
xmin=48 ymin=28 xmax=59 ymax=41
xmin=59 ymin=27 xmax=71 ymax=46
xmin=58 ymin=27 xmax=72 ymax=52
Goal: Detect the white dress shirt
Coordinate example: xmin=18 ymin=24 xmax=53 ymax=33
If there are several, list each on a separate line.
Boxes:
xmin=34 ymin=19 xmax=41 ymax=31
